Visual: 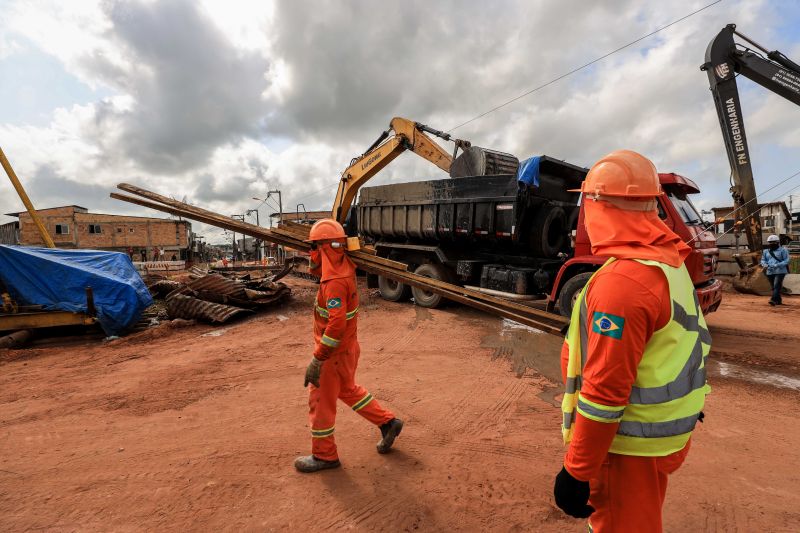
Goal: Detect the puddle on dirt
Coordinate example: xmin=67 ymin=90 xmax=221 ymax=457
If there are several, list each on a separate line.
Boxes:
xmin=410 ymin=305 xmax=434 ymax=329
xmin=481 ymin=318 xmax=564 ymax=405
xmin=707 ymin=360 xmax=800 ymax=391
xmin=201 ymin=327 xmax=232 ymax=338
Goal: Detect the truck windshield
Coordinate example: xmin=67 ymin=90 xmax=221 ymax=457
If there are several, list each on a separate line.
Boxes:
xmin=667 ymin=191 xmax=703 ymax=225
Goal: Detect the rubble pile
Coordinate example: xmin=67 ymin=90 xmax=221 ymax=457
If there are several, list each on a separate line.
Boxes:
xmin=144 ymin=268 xmax=291 ymax=324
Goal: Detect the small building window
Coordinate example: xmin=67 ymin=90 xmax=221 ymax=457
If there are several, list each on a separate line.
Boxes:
xmin=129 ymin=228 xmax=135 ymax=233
xmin=116 ymin=227 xmax=123 ymax=233
xmin=55 ymin=224 xmax=70 ymax=235
xmin=762 ymin=216 xmax=775 ymax=228
xmin=89 ymin=224 xmax=102 ymax=234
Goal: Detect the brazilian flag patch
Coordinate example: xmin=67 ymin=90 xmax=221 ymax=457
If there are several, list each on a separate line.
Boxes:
xmin=327 ymin=297 xmax=342 ymax=309
xmin=591 ymin=311 xmax=625 ymax=339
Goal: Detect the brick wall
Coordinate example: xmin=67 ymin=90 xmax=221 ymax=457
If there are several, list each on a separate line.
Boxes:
xmin=18 ymin=206 xmax=79 ymax=247
xmin=16 ymin=207 xmax=191 ymax=253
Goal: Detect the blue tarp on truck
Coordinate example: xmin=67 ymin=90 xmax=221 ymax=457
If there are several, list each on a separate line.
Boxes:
xmin=0 ymin=245 xmax=153 ymax=336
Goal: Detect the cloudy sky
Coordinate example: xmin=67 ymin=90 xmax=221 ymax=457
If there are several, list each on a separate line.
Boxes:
xmin=2 ymin=0 xmax=800 ymax=243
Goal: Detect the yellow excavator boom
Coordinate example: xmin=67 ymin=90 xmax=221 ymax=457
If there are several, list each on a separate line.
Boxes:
xmin=331 ymin=117 xmax=459 ymax=223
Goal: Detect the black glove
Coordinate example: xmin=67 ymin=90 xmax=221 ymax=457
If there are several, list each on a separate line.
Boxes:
xmin=554 ymin=466 xmax=595 ymax=518
xmin=304 ymin=357 xmax=323 ymax=388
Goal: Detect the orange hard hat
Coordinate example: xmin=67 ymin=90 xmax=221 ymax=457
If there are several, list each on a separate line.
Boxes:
xmin=307 ymin=219 xmax=346 ymax=242
xmin=571 ymin=150 xmax=662 ymax=198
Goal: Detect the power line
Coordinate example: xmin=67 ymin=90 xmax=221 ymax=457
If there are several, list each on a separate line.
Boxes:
xmin=447 ymin=0 xmax=723 ymax=133
xmin=295 ymin=2 xmax=723 ymax=207
xmin=690 ymin=167 xmax=800 ymax=245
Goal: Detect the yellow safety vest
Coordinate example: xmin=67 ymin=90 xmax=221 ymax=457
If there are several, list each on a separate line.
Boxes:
xmin=561 ymin=258 xmax=711 ymax=456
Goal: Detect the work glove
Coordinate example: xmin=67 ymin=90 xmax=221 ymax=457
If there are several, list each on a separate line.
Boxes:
xmin=304 ymin=357 xmax=323 ymax=388
xmin=554 ymin=466 xmax=595 ymax=518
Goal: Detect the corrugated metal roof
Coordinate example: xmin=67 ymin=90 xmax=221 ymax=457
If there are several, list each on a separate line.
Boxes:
xmin=166 ymin=294 xmax=253 ymax=323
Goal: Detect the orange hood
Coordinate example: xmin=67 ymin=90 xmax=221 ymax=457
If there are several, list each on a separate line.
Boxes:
xmin=310 ymin=244 xmax=356 ymax=281
xmin=583 ymin=198 xmax=690 ymax=267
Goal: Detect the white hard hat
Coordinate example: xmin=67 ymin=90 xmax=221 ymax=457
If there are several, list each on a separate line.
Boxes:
xmin=767 ymin=234 xmax=780 ymax=243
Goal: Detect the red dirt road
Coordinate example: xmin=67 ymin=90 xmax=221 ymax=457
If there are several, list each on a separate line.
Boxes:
xmin=1 ymin=280 xmax=799 ymax=532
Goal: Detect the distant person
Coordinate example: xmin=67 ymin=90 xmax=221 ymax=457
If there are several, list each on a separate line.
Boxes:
xmin=761 ymin=234 xmax=790 ymax=306
xmin=171 ymin=254 xmax=177 ymax=261
xmin=295 ymin=219 xmax=403 ymax=473
xmin=554 ymin=150 xmax=710 ymax=532
xmin=140 ymin=249 xmax=147 ymax=262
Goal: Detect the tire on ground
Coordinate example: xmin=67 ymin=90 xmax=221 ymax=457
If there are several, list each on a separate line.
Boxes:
xmin=378 ymin=275 xmax=412 ymax=302
xmin=529 ymin=207 xmax=567 ymax=258
xmin=411 ymin=263 xmax=450 ymax=309
xmin=558 ymin=272 xmax=594 ymax=317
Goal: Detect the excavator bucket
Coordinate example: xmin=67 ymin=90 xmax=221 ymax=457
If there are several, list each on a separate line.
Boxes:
xmin=449 ymin=146 xmax=519 ymax=178
xmin=731 ymin=256 xmax=772 ymax=296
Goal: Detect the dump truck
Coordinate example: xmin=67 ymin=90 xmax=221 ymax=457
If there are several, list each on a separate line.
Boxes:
xmin=357 ymin=160 xmax=722 ymax=316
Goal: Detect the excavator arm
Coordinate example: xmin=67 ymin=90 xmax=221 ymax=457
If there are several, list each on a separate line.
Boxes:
xmin=331 ymin=117 xmax=467 ymax=224
xmin=702 ymin=24 xmax=800 ymax=254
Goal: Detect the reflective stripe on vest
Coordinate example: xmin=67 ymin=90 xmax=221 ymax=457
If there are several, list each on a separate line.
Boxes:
xmin=315 ymin=304 xmax=359 ymax=320
xmin=560 ymin=258 xmax=711 ymax=457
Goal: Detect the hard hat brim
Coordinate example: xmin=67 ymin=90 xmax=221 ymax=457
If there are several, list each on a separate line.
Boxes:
xmin=568 ymin=187 xmax=664 ymax=197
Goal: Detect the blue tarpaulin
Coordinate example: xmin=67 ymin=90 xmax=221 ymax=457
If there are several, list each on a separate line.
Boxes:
xmin=0 ymin=245 xmax=153 ymax=336
xmin=516 ymin=155 xmax=542 ymax=188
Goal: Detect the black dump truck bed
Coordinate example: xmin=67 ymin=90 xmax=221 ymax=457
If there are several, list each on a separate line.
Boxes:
xmin=357 ymin=156 xmax=587 ymax=258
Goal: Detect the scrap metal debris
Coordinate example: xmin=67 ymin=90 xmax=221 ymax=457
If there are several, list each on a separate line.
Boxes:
xmin=144 ymin=269 xmax=291 ymax=325
xmin=165 ymin=295 xmax=253 ymax=324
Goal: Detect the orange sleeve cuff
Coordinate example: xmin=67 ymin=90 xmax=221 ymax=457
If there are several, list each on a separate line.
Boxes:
xmin=564 ymin=412 xmax=619 ymax=482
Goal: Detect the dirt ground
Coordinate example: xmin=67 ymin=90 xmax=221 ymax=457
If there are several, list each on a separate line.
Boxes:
xmin=1 ymin=278 xmax=799 ymax=532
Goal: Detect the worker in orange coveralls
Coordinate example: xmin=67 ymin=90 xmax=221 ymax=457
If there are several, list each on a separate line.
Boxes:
xmin=294 ymin=219 xmax=403 ymax=473
xmin=554 ymin=150 xmax=711 ymax=532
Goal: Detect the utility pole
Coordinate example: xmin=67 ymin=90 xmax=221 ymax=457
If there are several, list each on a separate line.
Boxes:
xmin=231 ymin=214 xmax=245 ymax=263
xmin=268 ymin=190 xmax=282 ymax=224
xmin=245 ymin=208 xmax=261 ymax=261
xmin=0 ymin=147 xmax=55 ymax=248
xmin=253 ymin=188 xmax=282 ymax=228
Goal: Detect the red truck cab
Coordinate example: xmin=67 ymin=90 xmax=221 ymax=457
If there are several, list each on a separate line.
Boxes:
xmin=548 ymin=173 xmax=723 ymax=316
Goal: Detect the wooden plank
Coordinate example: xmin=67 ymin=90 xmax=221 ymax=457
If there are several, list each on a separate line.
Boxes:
xmin=350 ymin=251 xmax=409 ymax=271
xmin=357 ymin=261 xmax=565 ymax=335
xmin=110 ymin=193 xmax=307 ymax=250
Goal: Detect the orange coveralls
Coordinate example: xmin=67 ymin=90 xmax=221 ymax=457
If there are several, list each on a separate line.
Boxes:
xmin=561 ymin=259 xmax=691 ymax=533
xmin=309 ymin=275 xmax=394 ymax=461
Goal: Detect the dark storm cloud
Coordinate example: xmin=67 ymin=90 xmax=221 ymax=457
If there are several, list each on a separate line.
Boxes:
xmin=265 ymin=0 xmax=643 ymax=143
xmin=81 ymin=0 xmax=271 ymax=173
xmin=25 ymin=164 xmax=138 ymax=216
xmin=190 ymin=172 xmax=260 ymax=204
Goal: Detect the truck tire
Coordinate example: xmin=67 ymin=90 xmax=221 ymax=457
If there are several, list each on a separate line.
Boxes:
xmin=411 ymin=263 xmax=449 ymax=308
xmin=378 ymin=275 xmax=411 ymax=302
xmin=558 ymin=272 xmax=593 ymax=317
xmin=530 ymin=207 xmax=567 ymax=258
xmin=567 ymin=207 xmax=580 ymax=232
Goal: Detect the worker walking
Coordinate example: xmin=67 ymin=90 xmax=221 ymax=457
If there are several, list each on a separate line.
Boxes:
xmin=295 ymin=219 xmax=403 ymax=473
xmin=761 ymin=234 xmax=790 ymax=306
xmin=554 ymin=150 xmax=710 ymax=532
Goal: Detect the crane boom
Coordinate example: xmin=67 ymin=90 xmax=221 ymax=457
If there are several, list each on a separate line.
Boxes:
xmin=702 ymin=23 xmax=800 ymax=254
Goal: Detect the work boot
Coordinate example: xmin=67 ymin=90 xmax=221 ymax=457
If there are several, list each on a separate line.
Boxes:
xmin=294 ymin=455 xmax=341 ymax=473
xmin=377 ymin=418 xmax=404 ymax=454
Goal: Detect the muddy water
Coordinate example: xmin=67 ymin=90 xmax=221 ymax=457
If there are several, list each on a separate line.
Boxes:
xmin=480 ymin=316 xmax=800 ymax=407
xmin=481 ymin=318 xmax=565 ymax=404
xmin=708 ymin=359 xmax=800 ymax=391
